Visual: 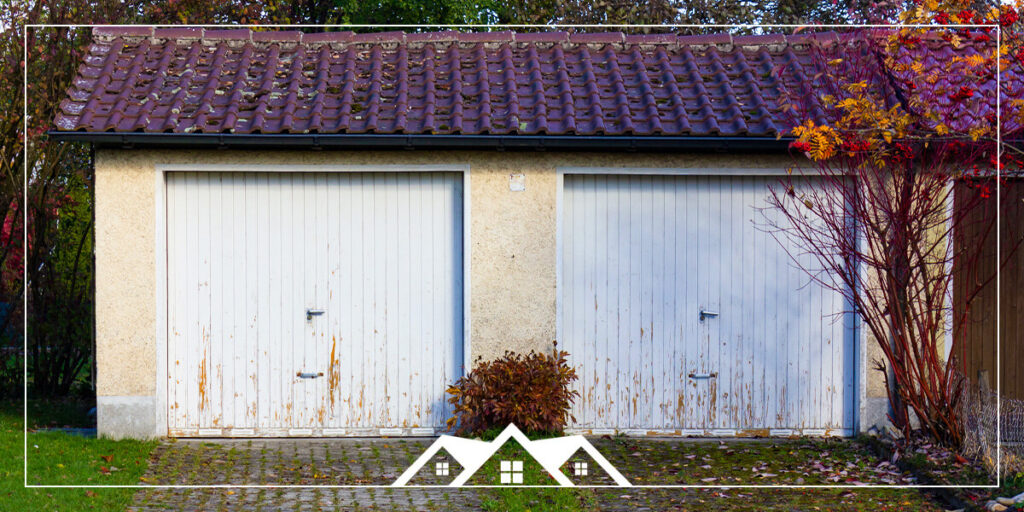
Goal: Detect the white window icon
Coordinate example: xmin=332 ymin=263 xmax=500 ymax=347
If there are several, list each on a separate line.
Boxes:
xmin=500 ymin=460 xmax=523 ymax=484
xmin=435 ymin=462 xmax=449 ymax=476
xmin=573 ymin=461 xmax=588 ymax=476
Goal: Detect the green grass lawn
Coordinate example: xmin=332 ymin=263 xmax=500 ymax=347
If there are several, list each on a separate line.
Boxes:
xmin=0 ymin=401 xmax=157 ymax=512
xmin=4 ymin=399 xmax=1022 ymax=511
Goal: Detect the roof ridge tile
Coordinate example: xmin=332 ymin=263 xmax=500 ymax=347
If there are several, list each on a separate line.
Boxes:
xmin=625 ymin=33 xmax=677 ymax=45
xmin=406 ymin=31 xmax=461 ymax=44
xmin=302 ymin=31 xmax=355 ymax=45
xmin=203 ymin=29 xmax=252 ymax=42
xmin=459 ymin=30 xmax=514 ymax=43
xmin=734 ymin=33 xmax=787 ymax=51
xmin=352 ymin=31 xmax=406 ymax=44
xmin=153 ymin=27 xmax=203 ymax=40
xmin=252 ymin=30 xmax=303 ymax=43
xmin=569 ymin=32 xmax=625 ymax=44
xmin=734 ymin=34 xmax=786 ymax=45
xmin=515 ymin=31 xmax=569 ymax=44
xmin=93 ymin=26 xmax=153 ymax=39
xmin=786 ymin=31 xmax=840 ymax=47
xmin=676 ymin=33 xmax=732 ymax=48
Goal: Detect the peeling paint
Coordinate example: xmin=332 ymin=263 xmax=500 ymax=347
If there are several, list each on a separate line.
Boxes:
xmin=708 ymin=378 xmax=718 ymax=424
xmin=198 ymin=337 xmax=209 ymax=412
xmin=738 ymin=428 xmax=771 ymax=437
xmin=328 ymin=336 xmax=340 ymax=410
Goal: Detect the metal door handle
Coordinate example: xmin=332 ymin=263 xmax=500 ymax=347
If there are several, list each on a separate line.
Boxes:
xmin=306 ymin=309 xmax=324 ymax=320
xmin=699 ymin=309 xmax=719 ymax=322
xmin=297 ymin=372 xmax=324 ymax=379
xmin=688 ymin=372 xmax=717 ymax=379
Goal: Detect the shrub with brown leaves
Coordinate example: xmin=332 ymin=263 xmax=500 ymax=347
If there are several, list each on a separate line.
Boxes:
xmin=445 ymin=347 xmax=579 ymax=437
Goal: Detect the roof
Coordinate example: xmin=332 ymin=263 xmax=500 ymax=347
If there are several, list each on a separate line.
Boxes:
xmin=52 ymin=27 xmax=1011 ymax=149
xmin=53 ymin=28 xmax=839 ymax=140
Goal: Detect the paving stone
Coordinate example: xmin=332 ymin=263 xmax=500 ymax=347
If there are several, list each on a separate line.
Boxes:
xmin=128 ymin=438 xmax=482 ymax=511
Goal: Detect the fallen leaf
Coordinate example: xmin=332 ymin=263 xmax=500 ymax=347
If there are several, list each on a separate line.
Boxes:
xmin=99 ymin=466 xmax=110 ymax=475
xmin=84 ymin=490 xmax=96 ymax=498
xmin=100 ymin=454 xmax=114 ymax=463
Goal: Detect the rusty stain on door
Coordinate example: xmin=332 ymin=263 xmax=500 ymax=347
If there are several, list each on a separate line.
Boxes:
xmin=328 ymin=336 xmax=340 ymax=409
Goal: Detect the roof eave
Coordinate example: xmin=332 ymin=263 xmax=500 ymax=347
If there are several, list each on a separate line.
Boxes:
xmin=46 ymin=132 xmax=794 ymax=153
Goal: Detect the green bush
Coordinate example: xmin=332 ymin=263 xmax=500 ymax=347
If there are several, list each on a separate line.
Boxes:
xmin=446 ymin=345 xmax=579 ymax=437
xmin=0 ymin=346 xmax=21 ymax=400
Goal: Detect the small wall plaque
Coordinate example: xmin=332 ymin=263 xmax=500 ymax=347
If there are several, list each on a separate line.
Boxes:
xmin=510 ymin=173 xmax=525 ymax=191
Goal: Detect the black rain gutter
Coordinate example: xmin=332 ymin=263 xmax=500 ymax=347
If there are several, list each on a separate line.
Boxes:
xmin=46 ymin=131 xmax=794 ymax=153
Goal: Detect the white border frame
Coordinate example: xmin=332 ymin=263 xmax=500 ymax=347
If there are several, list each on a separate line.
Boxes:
xmin=153 ymin=163 xmax=471 ymax=438
xmin=556 ymin=166 xmax=862 ymax=437
xmin=22 ymin=19 xmax=999 ymax=489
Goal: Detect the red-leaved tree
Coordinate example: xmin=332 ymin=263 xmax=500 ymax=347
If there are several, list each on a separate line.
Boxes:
xmin=767 ymin=4 xmax=1022 ymax=447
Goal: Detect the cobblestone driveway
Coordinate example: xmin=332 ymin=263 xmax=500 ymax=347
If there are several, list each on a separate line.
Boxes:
xmin=129 ymin=438 xmax=483 ymax=511
xmin=129 ymin=436 xmax=950 ymax=511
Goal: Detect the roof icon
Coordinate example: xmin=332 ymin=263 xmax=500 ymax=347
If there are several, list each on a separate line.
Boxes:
xmin=392 ymin=424 xmax=631 ymax=487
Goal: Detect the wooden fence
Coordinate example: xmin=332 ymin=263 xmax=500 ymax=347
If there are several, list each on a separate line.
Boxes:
xmin=954 ymin=179 xmax=1024 ymax=401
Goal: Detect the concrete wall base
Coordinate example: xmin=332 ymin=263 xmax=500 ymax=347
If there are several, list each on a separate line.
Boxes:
xmin=860 ymin=397 xmax=891 ymax=432
xmin=98 ymin=395 xmax=158 ymax=439
xmin=860 ymin=396 xmax=929 ymax=434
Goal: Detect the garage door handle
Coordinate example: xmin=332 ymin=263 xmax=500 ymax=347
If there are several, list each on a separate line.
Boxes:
xmin=688 ymin=372 xmax=717 ymax=379
xmin=306 ymin=309 xmax=325 ymax=320
xmin=297 ymin=372 xmax=324 ymax=379
xmin=699 ymin=309 xmax=719 ymax=322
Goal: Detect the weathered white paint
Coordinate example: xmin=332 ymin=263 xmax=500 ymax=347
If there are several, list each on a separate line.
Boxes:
xmin=166 ymin=172 xmax=464 ymax=436
xmin=559 ymin=174 xmax=855 ymax=435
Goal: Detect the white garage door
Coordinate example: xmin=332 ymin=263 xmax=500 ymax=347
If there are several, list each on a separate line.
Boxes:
xmin=560 ymin=174 xmax=855 ymax=436
xmin=166 ymin=172 xmax=464 ymax=436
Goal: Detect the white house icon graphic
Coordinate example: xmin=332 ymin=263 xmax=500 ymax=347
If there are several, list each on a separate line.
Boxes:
xmin=392 ymin=424 xmax=631 ymax=487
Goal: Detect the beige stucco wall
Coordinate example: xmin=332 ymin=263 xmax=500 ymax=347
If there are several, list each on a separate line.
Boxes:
xmin=96 ymin=148 xmax=885 ymax=427
xmin=858 ymin=178 xmax=953 ymax=403
xmin=865 ymin=332 xmax=888 ymax=398
xmin=95 ymin=151 xmax=158 ymax=397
